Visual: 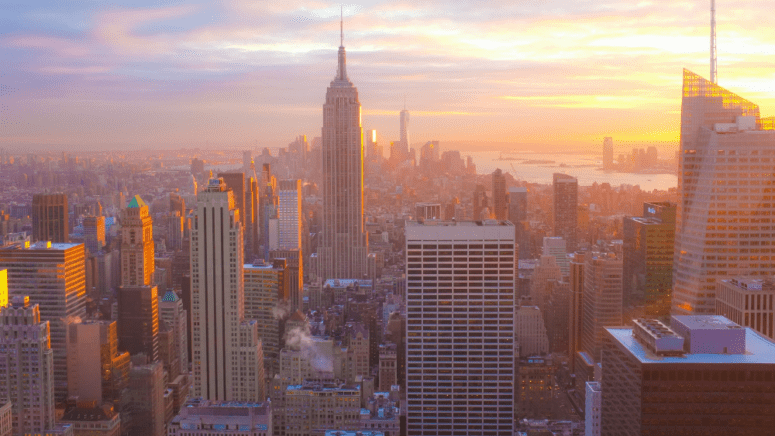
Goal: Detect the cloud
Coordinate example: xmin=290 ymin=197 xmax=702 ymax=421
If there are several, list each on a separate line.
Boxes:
xmin=1 ymin=0 xmax=774 ymax=149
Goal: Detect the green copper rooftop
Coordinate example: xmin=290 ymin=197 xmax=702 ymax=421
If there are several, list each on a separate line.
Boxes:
xmin=161 ymin=290 xmax=180 ymax=303
xmin=127 ymin=195 xmax=146 ymax=209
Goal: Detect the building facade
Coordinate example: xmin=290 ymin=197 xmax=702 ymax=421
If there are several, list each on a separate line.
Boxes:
xmin=673 ymin=69 xmax=775 ymax=315
xmin=318 ymin=30 xmax=369 ymax=280
xmin=0 ymin=241 xmax=85 ymax=402
xmin=191 ymin=178 xmax=263 ymax=402
xmin=602 ymin=316 xmax=775 ymax=435
xmin=580 ymin=252 xmax=622 ymax=362
xmin=32 ymin=193 xmax=69 ymax=243
xmin=0 ymin=297 xmax=55 ymax=435
xmin=716 ymin=276 xmax=775 ymax=341
xmin=622 ymin=202 xmax=675 ymax=317
xmin=405 ymin=220 xmax=515 ymax=435
xmin=552 ymin=173 xmax=578 ymax=252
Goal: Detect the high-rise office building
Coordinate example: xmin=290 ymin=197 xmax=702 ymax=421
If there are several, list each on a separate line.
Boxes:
xmin=82 ymin=216 xmax=105 ymax=254
xmin=553 ymin=173 xmax=578 ymax=252
xmin=120 ymin=360 xmax=166 ymax=436
xmin=674 ymin=70 xmax=775 ymax=315
xmin=0 ymin=296 xmax=55 ymax=435
xmin=580 ymin=252 xmax=622 ymax=362
xmin=584 ymin=381 xmax=601 ymax=436
xmin=245 ymin=176 xmax=259 ymax=260
xmin=515 ymin=304 xmax=549 ymax=357
xmin=568 ymin=252 xmax=585 ymax=374
xmin=492 ymin=168 xmax=507 ymax=220
xmin=159 ymin=290 xmax=188 ymax=379
xmin=623 ymin=202 xmax=675 ymax=317
xmin=120 ymin=196 xmax=154 ymax=287
xmin=602 ymin=137 xmax=614 ymax=170
xmin=219 ymin=172 xmax=250 ymax=259
xmin=191 ymin=178 xmax=264 ymax=402
xmin=117 ymin=285 xmax=159 ymax=362
xmin=66 ymin=320 xmax=130 ymax=405
xmin=278 ymin=179 xmax=301 ymax=251
xmin=0 ymin=241 xmax=86 ymax=402
xmin=716 ymin=276 xmax=775 ymax=341
xmin=268 ymin=250 xmax=301 ymax=311
xmin=542 ymin=236 xmax=569 ymax=277
xmin=405 ymin=220 xmax=515 ymax=435
xmin=318 ymin=26 xmax=369 ymax=280
xmin=602 ymin=316 xmax=775 ymax=435
xmin=32 ymin=193 xmax=69 ymax=243
xmin=244 ymin=260 xmax=288 ymax=378
xmin=399 ymin=108 xmax=410 ymax=156
xmin=507 ymin=187 xmax=529 ymax=259
xmin=117 ymin=195 xmax=159 ymax=362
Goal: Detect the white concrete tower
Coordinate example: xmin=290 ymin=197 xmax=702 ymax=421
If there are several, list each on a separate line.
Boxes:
xmin=405 ymin=220 xmax=515 ymax=435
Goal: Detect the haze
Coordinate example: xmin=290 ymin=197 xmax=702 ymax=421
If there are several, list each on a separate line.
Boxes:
xmin=1 ymin=0 xmax=774 ymax=153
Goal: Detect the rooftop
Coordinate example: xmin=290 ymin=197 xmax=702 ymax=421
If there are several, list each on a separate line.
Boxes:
xmin=127 ymin=195 xmax=146 ymax=209
xmin=160 ymin=290 xmax=180 ymax=303
xmin=607 ymin=325 xmax=775 ymax=364
xmin=406 ymin=219 xmax=513 ymax=227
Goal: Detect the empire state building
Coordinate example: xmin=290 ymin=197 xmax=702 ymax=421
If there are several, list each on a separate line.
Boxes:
xmin=318 ymin=20 xmax=368 ymax=280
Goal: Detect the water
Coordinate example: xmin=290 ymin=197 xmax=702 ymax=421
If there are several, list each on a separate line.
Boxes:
xmin=466 ymin=151 xmax=677 ymax=192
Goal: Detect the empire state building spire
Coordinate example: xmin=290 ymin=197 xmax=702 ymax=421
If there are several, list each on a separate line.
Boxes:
xmin=335 ymin=7 xmax=349 ymax=84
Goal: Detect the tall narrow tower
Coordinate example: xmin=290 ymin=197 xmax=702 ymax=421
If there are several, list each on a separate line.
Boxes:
xmin=118 ymin=195 xmax=159 ymax=362
xmin=710 ymin=0 xmax=717 ymax=84
xmin=318 ymin=16 xmax=369 ymax=280
xmin=191 ymin=178 xmax=264 ymax=402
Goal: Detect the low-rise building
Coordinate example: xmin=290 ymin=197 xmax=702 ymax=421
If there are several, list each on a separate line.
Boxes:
xmin=359 ymin=392 xmax=399 ymax=436
xmin=167 ymin=398 xmax=271 ymax=436
xmin=60 ymin=404 xmax=121 ymax=436
xmin=284 ymin=380 xmax=361 ymax=436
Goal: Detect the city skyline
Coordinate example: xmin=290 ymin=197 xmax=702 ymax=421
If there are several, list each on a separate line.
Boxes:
xmin=1 ymin=1 xmax=774 ymax=151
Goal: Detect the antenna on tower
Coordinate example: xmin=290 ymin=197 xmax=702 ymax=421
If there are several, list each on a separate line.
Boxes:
xmin=711 ymin=0 xmax=717 ymax=84
xmin=340 ymin=5 xmax=344 ymax=47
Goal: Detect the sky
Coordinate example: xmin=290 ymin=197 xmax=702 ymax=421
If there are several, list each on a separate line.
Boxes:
xmin=1 ymin=0 xmax=774 ymax=154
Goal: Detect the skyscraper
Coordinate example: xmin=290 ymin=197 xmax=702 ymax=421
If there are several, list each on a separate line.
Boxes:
xmin=82 ymin=215 xmax=105 ymax=254
xmin=0 ymin=296 xmax=55 ymax=435
xmin=623 ymin=202 xmax=675 ymax=317
xmin=399 ymin=108 xmax=410 ymax=156
xmin=32 ymin=193 xmax=69 ymax=243
xmin=602 ymin=316 xmax=775 ymax=435
xmin=602 ymin=137 xmax=614 ymax=170
xmin=553 ymin=173 xmax=578 ymax=252
xmin=492 ymin=168 xmax=507 ymax=220
xmin=191 ymin=178 xmax=264 ymax=402
xmin=219 ymin=172 xmax=250 ymax=259
xmin=580 ymin=252 xmax=622 ymax=362
xmin=66 ymin=320 xmax=130 ymax=405
xmin=0 ymin=241 xmax=86 ymax=402
xmin=278 ymin=179 xmax=302 ymax=251
xmin=159 ymin=290 xmax=188 ymax=379
xmin=405 ymin=220 xmax=515 ymax=434
xmin=318 ymin=22 xmax=369 ymax=280
xmin=507 ymin=186 xmax=530 ymax=259
xmin=244 ymin=259 xmax=289 ymax=378
xmin=117 ymin=196 xmax=159 ymax=362
xmin=673 ymin=70 xmax=775 ymax=315
xmin=120 ymin=196 xmax=154 ymax=287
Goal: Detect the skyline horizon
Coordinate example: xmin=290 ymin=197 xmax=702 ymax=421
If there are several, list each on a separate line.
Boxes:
xmin=2 ymin=1 xmax=774 ymax=151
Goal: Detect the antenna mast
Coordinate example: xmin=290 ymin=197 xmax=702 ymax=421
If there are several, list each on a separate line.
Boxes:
xmin=340 ymin=6 xmax=344 ymax=47
xmin=711 ymin=0 xmax=717 ymax=84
